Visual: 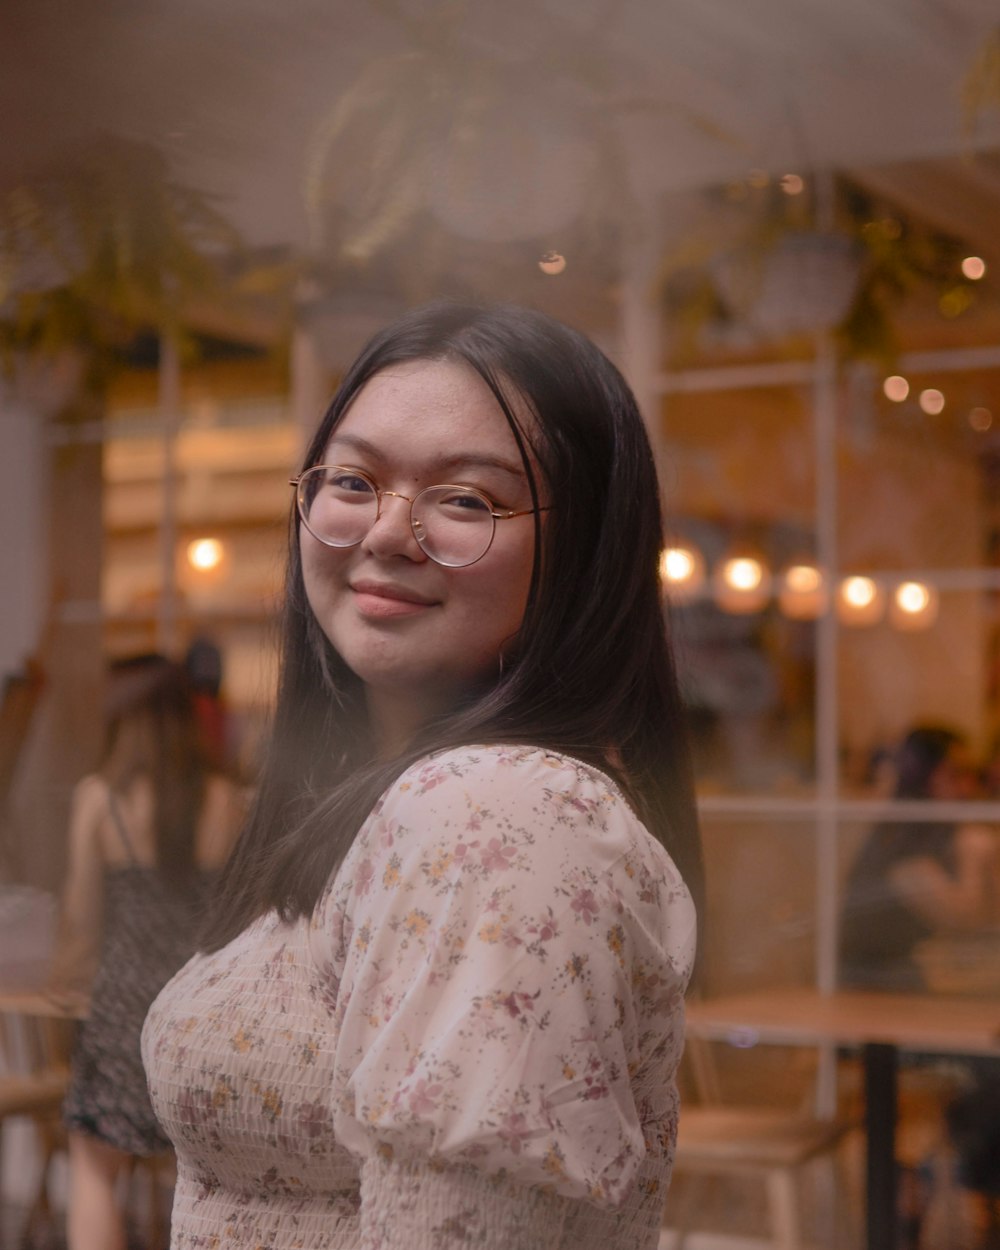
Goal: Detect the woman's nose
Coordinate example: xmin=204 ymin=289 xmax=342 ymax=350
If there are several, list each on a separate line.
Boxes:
xmin=361 ymin=493 xmax=426 ymax=561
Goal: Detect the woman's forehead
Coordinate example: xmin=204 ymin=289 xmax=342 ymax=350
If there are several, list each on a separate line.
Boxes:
xmin=325 ymin=358 xmax=539 ymax=472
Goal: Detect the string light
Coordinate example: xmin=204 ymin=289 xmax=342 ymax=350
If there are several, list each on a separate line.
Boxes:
xmin=778 ymin=562 xmax=828 ymax=620
xmin=961 ymin=256 xmax=986 ymax=280
xmin=713 ymin=553 xmax=771 ymax=614
xmin=918 ymin=388 xmax=945 ymax=415
xmin=837 ymin=576 xmax=885 ymax=627
xmin=969 ymin=407 xmax=993 ymax=432
xmin=658 ymin=543 xmax=706 ymax=603
xmin=883 ymin=375 xmax=909 ymax=402
xmin=890 ymin=581 xmax=939 ymax=631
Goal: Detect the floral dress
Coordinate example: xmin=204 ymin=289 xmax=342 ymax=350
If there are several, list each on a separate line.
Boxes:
xmin=142 ymin=745 xmax=697 ymax=1250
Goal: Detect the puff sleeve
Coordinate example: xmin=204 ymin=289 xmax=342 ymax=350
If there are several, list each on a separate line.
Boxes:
xmin=311 ymin=746 xmax=696 ymax=1249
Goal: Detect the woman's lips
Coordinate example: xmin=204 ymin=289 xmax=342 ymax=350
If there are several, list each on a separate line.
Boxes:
xmin=351 ymin=581 xmax=437 ymax=619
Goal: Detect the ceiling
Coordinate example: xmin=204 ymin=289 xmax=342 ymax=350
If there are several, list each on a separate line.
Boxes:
xmin=4 ymin=0 xmax=1000 ymax=322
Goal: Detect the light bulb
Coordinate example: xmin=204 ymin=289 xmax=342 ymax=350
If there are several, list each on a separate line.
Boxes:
xmin=713 ymin=553 xmax=771 ymax=613
xmin=919 ymin=389 xmax=945 ymax=415
xmin=837 ymin=576 xmax=885 ymax=627
xmin=778 ymin=562 xmax=828 ymax=620
xmin=890 ymin=581 xmax=939 ymax=631
xmin=187 ymin=538 xmax=224 ymax=572
xmin=659 ymin=543 xmax=706 ymax=603
xmin=961 ymin=256 xmax=986 ymax=281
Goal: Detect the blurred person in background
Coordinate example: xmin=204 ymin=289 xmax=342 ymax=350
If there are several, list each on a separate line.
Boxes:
xmin=50 ymin=653 xmax=244 ymax=1250
xmin=184 ymin=635 xmax=229 ymax=774
xmin=840 ymin=724 xmax=998 ymax=992
xmin=142 ymin=303 xmax=701 ymax=1250
xmin=840 ymin=725 xmax=1000 ymax=1247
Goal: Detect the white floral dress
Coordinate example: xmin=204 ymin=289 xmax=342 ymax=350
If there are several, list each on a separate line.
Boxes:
xmin=142 ymin=745 xmax=697 ymax=1250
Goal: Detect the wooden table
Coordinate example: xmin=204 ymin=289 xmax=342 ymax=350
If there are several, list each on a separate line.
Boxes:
xmin=0 ymin=989 xmax=89 ymax=1020
xmin=686 ymin=988 xmax=1000 ymax=1250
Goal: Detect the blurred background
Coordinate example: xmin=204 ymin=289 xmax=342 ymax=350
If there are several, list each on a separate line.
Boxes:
xmin=2 ymin=1 xmax=1000 ymax=1245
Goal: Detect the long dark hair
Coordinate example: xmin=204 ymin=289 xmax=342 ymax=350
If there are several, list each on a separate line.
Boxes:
xmin=204 ymin=303 xmax=703 ymax=950
xmin=102 ymin=654 xmax=206 ymax=888
xmin=893 ymin=725 xmax=964 ymax=799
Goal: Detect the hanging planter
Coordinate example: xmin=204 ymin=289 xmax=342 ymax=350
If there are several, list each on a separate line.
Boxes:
xmin=425 ymin=77 xmax=601 ymax=244
xmin=711 ymin=230 xmax=864 ymax=339
xmin=663 ymin=172 xmax=976 ymax=362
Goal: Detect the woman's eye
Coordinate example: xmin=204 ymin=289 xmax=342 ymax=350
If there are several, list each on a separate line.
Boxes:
xmin=441 ymin=490 xmax=492 ymax=513
xmin=329 ymin=472 xmax=373 ymax=496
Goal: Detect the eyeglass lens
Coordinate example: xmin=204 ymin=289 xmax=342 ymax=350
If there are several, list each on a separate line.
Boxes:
xmin=297 ymin=466 xmax=497 ymax=567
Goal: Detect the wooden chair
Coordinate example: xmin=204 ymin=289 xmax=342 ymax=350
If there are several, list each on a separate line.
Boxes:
xmin=0 ymin=1000 xmax=75 ymax=1240
xmin=666 ymin=1032 xmax=858 ymax=1250
xmin=0 ymin=999 xmax=175 ymax=1248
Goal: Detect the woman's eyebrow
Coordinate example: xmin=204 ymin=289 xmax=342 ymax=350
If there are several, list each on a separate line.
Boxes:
xmin=324 ymin=432 xmax=526 ymax=482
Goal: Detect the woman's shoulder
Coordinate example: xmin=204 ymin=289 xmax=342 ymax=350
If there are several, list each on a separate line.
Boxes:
xmin=402 ymin=742 xmax=624 ymax=792
xmin=388 ymin=743 xmax=630 ymax=819
xmin=73 ymin=772 xmax=111 ymax=804
xmin=67 ymin=773 xmax=113 ymax=836
xmin=370 ymin=743 xmax=682 ymax=883
xmin=317 ymin=741 xmax=696 ymax=981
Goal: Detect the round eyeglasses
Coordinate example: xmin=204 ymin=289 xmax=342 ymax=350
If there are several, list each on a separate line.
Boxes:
xmin=291 ymin=465 xmax=548 ymax=568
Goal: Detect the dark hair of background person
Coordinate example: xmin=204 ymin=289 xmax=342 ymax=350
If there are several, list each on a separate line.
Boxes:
xmin=893 ymin=724 xmax=965 ymax=799
xmin=103 ymin=654 xmax=207 ymax=889
xmin=203 ymin=302 xmax=704 ymax=952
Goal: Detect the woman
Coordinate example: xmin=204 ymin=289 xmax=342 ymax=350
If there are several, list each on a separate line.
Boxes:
xmin=52 ymin=655 xmax=243 ymax=1250
xmin=840 ymin=724 xmax=997 ymax=991
xmin=143 ymin=303 xmax=702 ymax=1249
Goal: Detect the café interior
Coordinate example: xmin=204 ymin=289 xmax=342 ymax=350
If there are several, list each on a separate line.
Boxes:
xmin=1 ymin=3 xmax=1000 ymax=1248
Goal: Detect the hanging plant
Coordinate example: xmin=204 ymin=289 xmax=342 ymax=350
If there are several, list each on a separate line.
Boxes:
xmin=660 ymin=174 xmax=974 ymax=363
xmin=963 ymin=25 xmax=1000 ymax=137
xmin=0 ymin=134 xmax=249 ymax=385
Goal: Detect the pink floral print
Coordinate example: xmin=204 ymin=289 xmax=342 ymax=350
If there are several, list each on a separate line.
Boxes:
xmin=142 ymin=746 xmax=696 ymax=1250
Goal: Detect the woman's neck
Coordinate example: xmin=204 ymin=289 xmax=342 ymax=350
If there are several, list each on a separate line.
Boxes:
xmin=365 ymin=685 xmax=458 ymax=760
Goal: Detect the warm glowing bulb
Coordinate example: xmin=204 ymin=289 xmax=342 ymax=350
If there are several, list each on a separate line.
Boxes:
xmin=969 ymin=406 xmax=993 ymax=432
xmin=895 ymin=582 xmax=930 ymax=614
xmin=785 ymin=564 xmax=821 ymax=593
xmin=713 ymin=551 xmax=771 ymax=613
xmin=780 ymin=173 xmax=804 ymax=195
xmin=883 ymin=375 xmax=909 ymax=402
xmin=724 ymin=557 xmax=764 ymax=591
xmin=843 ymin=576 xmax=876 ymax=608
xmin=837 ymin=576 xmax=885 ymax=626
xmin=660 ymin=547 xmax=694 ymax=583
xmin=659 ymin=543 xmax=706 ymax=602
xmin=890 ymin=581 xmax=939 ymax=630
xmin=538 ymin=251 xmax=567 ymax=276
xmin=961 ymin=256 xmax=986 ymax=280
xmin=187 ymin=537 xmax=224 ymax=571
xmin=778 ymin=562 xmax=828 ymax=620
xmin=919 ymin=388 xmax=945 ymax=415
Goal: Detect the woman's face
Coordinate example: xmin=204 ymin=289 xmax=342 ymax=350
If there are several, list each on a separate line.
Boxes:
xmin=300 ymin=358 xmax=541 ymax=740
